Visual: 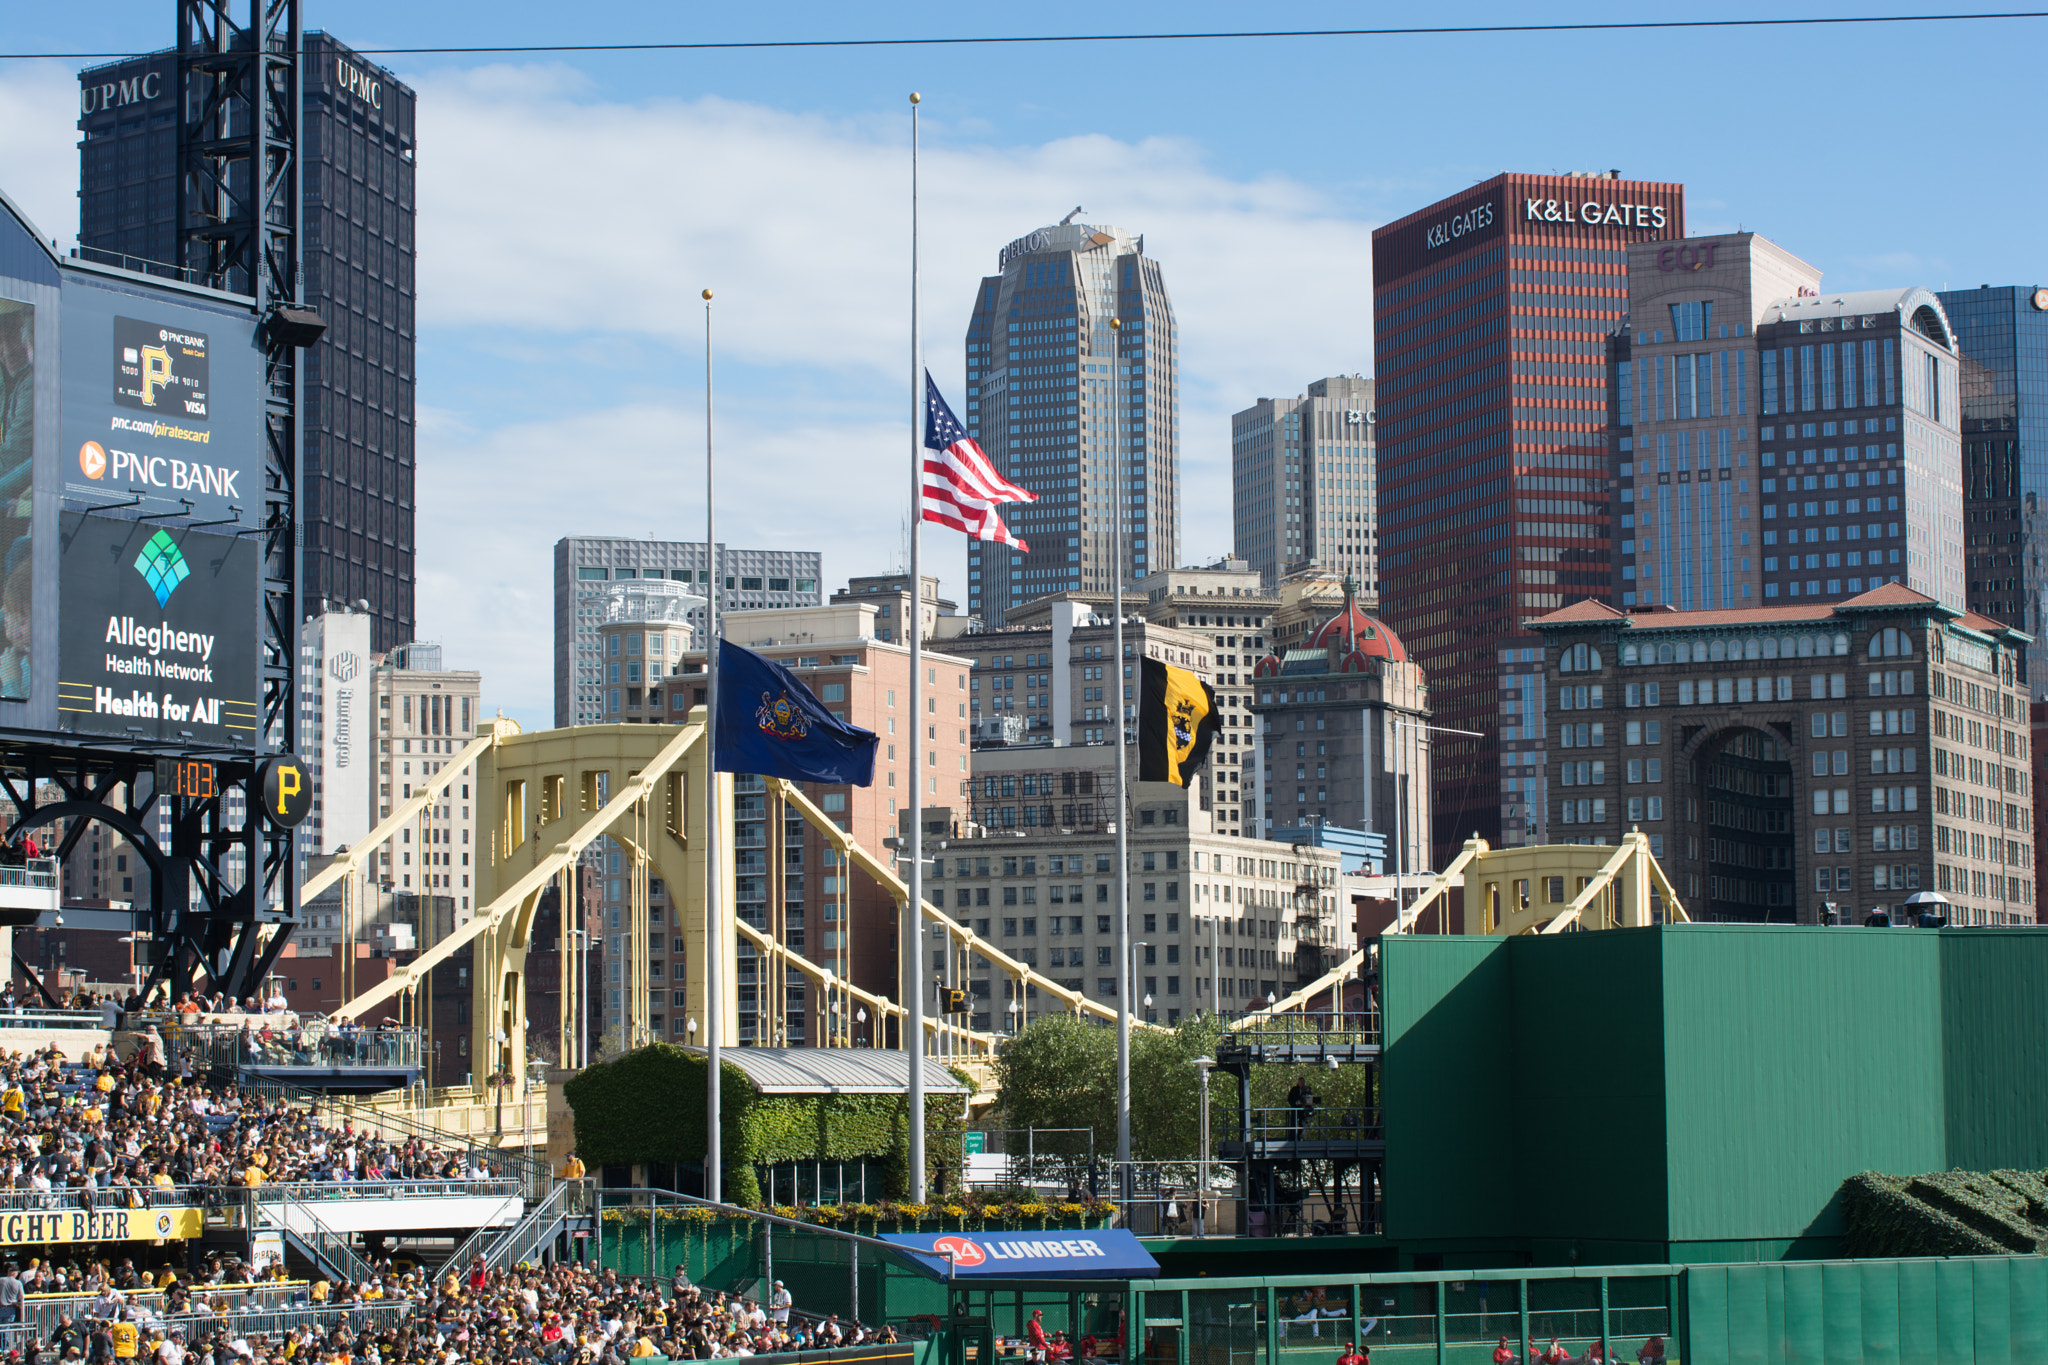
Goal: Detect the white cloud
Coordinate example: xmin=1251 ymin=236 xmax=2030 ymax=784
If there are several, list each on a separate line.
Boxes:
xmin=0 ymin=61 xmax=87 ymax=251
xmin=411 ymin=72 xmax=1381 ymax=724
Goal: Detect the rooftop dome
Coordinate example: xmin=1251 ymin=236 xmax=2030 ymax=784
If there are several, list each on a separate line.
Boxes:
xmin=1308 ymin=605 xmax=1408 ymax=662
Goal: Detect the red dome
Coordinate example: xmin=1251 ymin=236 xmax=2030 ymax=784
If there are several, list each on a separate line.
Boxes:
xmin=1307 ymin=606 xmax=1407 ymax=662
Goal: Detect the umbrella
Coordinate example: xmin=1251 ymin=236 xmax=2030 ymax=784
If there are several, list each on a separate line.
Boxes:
xmin=1903 ymin=891 xmax=1951 ymax=906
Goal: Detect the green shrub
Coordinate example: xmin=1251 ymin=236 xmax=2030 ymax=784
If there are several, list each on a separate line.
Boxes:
xmin=1840 ymin=1168 xmax=2048 ymax=1258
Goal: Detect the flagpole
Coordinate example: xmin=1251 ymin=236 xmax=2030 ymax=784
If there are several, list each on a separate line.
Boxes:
xmin=1112 ymin=316 xmax=1131 ymax=1184
xmin=905 ymin=90 xmax=928 ymax=1206
xmin=702 ymin=286 xmax=723 ymax=1205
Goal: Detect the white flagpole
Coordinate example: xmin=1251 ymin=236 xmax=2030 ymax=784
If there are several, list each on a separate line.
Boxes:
xmin=905 ymin=90 xmax=928 ymax=1205
xmin=702 ymin=287 xmax=723 ymax=1205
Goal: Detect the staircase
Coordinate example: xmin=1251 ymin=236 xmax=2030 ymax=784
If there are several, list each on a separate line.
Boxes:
xmin=251 ymin=1187 xmax=375 ymax=1282
xmin=439 ymin=1178 xmax=583 ymax=1277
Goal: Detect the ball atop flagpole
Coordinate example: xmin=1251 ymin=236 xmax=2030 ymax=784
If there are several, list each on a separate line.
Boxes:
xmin=910 ymin=92 xmax=921 ymax=104
xmin=702 ymin=289 xmax=713 ymax=301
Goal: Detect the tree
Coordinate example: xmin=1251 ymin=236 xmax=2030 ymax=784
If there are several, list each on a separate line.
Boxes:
xmin=990 ymin=1014 xmax=1115 ymax=1182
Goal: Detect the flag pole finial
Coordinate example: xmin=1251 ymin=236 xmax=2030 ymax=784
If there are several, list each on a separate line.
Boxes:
xmin=909 ymin=91 xmax=921 ymax=104
xmin=701 ymin=289 xmax=713 ymax=301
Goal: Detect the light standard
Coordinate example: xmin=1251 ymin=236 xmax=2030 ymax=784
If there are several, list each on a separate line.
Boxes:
xmin=1188 ymin=1055 xmax=1214 ymax=1238
xmin=1209 ymin=913 xmax=1219 ymax=1017
xmin=1006 ymin=998 xmax=1020 ymax=1035
xmin=565 ymin=928 xmax=591 ymax=1069
xmin=856 ymin=1006 xmax=868 ymax=1047
xmin=1386 ymin=720 xmax=1484 ymax=929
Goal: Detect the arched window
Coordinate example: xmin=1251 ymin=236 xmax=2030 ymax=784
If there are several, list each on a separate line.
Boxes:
xmin=1745 ymin=637 xmax=1761 ymax=660
xmin=1898 ymin=631 xmax=1914 ymax=658
xmin=1797 ymin=635 xmax=1816 ymax=658
xmin=1762 ymin=637 xmax=1779 ymax=660
xmin=1658 ymin=643 xmax=1673 ymax=664
xmin=1587 ymin=647 xmax=1602 ymax=671
xmin=1869 ymin=630 xmax=1886 ymax=659
xmin=1621 ymin=645 xmax=1638 ymax=666
xmin=1709 ymin=639 xmax=1727 ymax=662
xmin=1833 ymin=633 xmax=1850 ymax=656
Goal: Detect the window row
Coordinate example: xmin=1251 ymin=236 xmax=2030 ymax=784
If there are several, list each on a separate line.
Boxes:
xmin=1619 ymin=632 xmax=1851 ymax=665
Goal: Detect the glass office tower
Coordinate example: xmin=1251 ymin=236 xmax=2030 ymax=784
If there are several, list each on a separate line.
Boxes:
xmin=1939 ymin=285 xmax=2048 ymax=684
xmin=964 ymin=222 xmax=1178 ymax=625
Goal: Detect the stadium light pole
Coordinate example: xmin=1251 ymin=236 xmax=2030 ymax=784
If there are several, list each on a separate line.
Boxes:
xmin=703 ymin=287 xmax=722 ymax=1204
xmin=905 ymin=90 xmax=928 ymax=1204
xmin=1112 ymin=317 xmax=1132 ymax=1191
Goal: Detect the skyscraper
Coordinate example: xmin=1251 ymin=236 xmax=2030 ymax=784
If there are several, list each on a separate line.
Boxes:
xmin=1372 ymin=172 xmax=1684 ymax=862
xmin=77 ymin=33 xmax=420 ymax=651
xmin=1937 ymin=284 xmax=2048 ymax=681
xmin=1232 ymin=375 xmax=1377 ymax=591
xmin=964 ymin=221 xmax=1178 ymax=624
xmin=553 ymin=537 xmax=822 ymax=727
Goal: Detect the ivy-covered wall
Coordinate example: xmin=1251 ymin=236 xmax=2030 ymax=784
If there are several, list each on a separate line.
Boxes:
xmin=562 ymin=1044 xmax=966 ymax=1206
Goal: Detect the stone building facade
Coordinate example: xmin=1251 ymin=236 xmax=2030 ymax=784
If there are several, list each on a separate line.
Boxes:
xmin=1530 ymin=584 xmax=2036 ymax=926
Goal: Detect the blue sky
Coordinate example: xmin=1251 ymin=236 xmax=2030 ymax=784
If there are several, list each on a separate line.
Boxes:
xmin=2 ymin=2 xmax=2042 ymax=726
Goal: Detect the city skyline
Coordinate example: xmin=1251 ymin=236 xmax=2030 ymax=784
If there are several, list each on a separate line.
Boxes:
xmin=2 ymin=4 xmax=2041 ymax=728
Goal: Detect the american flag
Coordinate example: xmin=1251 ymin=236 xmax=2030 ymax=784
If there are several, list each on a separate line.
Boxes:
xmin=922 ymin=372 xmax=1034 ymax=551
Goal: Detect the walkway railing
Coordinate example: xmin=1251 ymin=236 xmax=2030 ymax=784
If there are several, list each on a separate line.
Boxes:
xmin=0 ymin=858 xmax=58 ymax=890
xmin=1217 ymin=1008 xmax=1382 ymax=1050
xmin=235 ymin=1074 xmax=551 ymax=1198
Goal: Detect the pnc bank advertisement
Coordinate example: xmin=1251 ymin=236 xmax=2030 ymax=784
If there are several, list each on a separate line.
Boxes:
xmin=60 ymin=280 xmax=265 ymax=531
xmin=56 ymin=512 xmax=258 ymax=746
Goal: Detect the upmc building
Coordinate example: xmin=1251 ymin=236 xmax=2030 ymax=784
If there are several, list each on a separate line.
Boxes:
xmin=1372 ymin=173 xmax=1684 ymax=865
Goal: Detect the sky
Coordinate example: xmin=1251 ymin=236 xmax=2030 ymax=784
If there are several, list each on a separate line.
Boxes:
xmin=2 ymin=2 xmax=2043 ymax=728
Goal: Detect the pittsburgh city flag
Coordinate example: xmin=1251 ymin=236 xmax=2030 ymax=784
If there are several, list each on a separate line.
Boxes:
xmin=922 ymin=372 xmax=1035 ymax=550
xmin=713 ymin=640 xmax=879 ymax=787
xmin=1138 ymin=657 xmax=1223 ymax=786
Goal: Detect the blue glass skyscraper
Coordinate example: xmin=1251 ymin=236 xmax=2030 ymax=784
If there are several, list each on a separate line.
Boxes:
xmin=1938 ymin=285 xmax=2048 ymax=683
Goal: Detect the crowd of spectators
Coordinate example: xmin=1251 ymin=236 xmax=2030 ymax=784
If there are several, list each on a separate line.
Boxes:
xmin=0 ymin=1039 xmax=486 ymax=1206
xmin=0 ymin=1259 xmax=888 ymax=1365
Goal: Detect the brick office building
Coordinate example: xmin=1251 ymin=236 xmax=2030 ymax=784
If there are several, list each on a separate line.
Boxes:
xmin=1530 ymin=585 xmax=2036 ymax=926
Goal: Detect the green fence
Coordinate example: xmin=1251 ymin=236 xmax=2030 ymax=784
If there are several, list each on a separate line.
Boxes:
xmin=1082 ymin=1253 xmax=2048 ymax=1365
xmin=1126 ymin=1269 xmax=1678 ymax=1365
xmin=594 ymin=1195 xmax=949 ymax=1326
xmin=1685 ymin=1256 xmax=2048 ymax=1364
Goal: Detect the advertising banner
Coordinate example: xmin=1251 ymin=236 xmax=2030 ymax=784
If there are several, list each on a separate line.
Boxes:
xmin=60 ymin=281 xmax=265 ymax=531
xmin=880 ymin=1229 xmax=1158 ymax=1280
xmin=57 ymin=512 xmax=258 ymax=746
xmin=0 ymin=1204 xmax=204 ymax=1247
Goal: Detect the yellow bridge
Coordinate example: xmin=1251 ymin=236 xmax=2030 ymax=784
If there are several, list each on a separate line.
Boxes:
xmin=300 ymin=712 xmax=1155 ymax=1109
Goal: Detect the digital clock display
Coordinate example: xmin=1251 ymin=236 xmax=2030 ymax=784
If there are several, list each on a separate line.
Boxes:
xmin=155 ymin=758 xmax=219 ymax=800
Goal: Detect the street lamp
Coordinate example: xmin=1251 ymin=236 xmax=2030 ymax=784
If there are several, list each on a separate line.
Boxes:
xmin=1006 ymin=998 xmax=1020 ymax=1035
xmin=856 ymin=1006 xmax=868 ymax=1047
xmin=1188 ymin=1055 xmax=1214 ymax=1238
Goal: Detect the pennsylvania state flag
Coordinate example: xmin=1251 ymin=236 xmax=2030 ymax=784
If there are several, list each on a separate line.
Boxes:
xmin=1138 ymin=656 xmax=1222 ymax=787
xmin=713 ymin=639 xmax=879 ymax=787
